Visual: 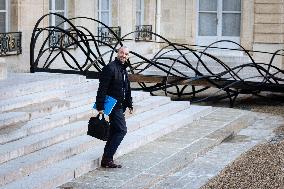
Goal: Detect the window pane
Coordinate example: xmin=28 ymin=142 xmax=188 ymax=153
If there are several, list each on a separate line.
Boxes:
xmin=102 ymin=0 xmax=109 ymax=11
xmin=49 ymin=0 xmax=52 ymax=10
xmin=101 ymin=12 xmax=109 ymax=26
xmin=0 ymin=12 xmax=6 ymax=32
xmin=55 ymin=12 xmax=65 ymax=28
xmin=0 ymin=0 xmax=5 ymax=10
xmin=222 ymin=13 xmax=241 ymax=36
xmin=56 ymin=0 xmax=65 ymax=10
xmin=199 ymin=0 xmax=217 ymax=11
xmin=199 ymin=13 xmax=217 ymax=36
xmin=223 ymin=0 xmax=241 ymax=11
xmin=49 ymin=14 xmax=52 ymax=26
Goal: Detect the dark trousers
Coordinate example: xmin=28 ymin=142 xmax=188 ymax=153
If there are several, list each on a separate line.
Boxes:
xmin=103 ymin=108 xmax=127 ymax=159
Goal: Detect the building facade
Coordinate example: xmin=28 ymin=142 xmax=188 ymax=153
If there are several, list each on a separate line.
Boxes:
xmin=0 ymin=0 xmax=283 ymax=73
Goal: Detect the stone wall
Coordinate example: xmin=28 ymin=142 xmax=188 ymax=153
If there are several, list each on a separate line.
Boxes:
xmin=3 ymin=0 xmax=47 ymax=72
xmin=160 ymin=0 xmax=193 ymax=44
xmin=253 ymin=0 xmax=284 ymax=68
xmin=2 ymin=0 xmax=284 ymax=72
xmin=254 ymin=0 xmax=284 ymax=44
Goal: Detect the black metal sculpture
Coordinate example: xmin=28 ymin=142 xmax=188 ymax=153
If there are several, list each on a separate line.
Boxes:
xmin=30 ymin=14 xmax=284 ymax=107
xmin=30 ymin=13 xmax=123 ymax=78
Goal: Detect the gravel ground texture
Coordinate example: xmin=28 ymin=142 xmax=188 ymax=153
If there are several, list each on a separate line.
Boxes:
xmin=197 ymin=93 xmax=284 ymax=189
xmin=201 ymin=139 xmax=284 ymax=189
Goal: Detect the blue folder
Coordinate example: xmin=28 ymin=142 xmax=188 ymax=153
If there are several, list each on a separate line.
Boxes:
xmin=93 ymin=95 xmax=117 ymax=116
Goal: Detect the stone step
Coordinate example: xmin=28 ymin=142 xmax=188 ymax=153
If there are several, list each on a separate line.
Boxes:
xmin=0 ymin=73 xmax=86 ymax=100
xmin=0 ymin=112 xmax=30 ymax=130
xmin=114 ymin=108 xmax=254 ymax=189
xmin=0 ymin=121 xmax=88 ymax=165
xmin=0 ymin=79 xmax=99 ymax=114
xmin=0 ymin=91 xmax=94 ymax=129
xmin=0 ymin=91 xmax=152 ymax=145
xmin=0 ymin=100 xmax=188 ymax=164
xmin=0 ymin=97 xmax=171 ymax=186
xmin=58 ymin=107 xmax=256 ymax=189
xmin=126 ymin=101 xmax=190 ymax=131
xmin=0 ymin=90 xmax=67 ymax=114
xmin=0 ymin=91 xmax=153 ymax=144
xmin=0 ymin=89 xmax=150 ymax=130
xmin=0 ymin=104 xmax=94 ymax=145
xmin=116 ymin=105 xmax=213 ymax=158
xmin=1 ymin=105 xmax=212 ymax=189
xmin=125 ymin=96 xmax=171 ymax=117
xmin=10 ymin=90 xmax=97 ymax=121
xmin=0 ymin=135 xmax=100 ymax=186
xmin=150 ymin=112 xmax=283 ymax=189
xmin=61 ymin=79 xmax=99 ymax=97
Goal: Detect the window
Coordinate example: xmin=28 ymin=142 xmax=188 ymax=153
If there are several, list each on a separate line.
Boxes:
xmin=49 ymin=0 xmax=67 ymax=28
xmin=48 ymin=0 xmax=77 ymax=48
xmin=136 ymin=0 xmax=144 ymax=26
xmin=198 ymin=0 xmax=241 ymax=37
xmin=222 ymin=0 xmax=241 ymax=36
xmin=98 ymin=0 xmax=112 ymax=26
xmin=0 ymin=0 xmax=8 ymax=32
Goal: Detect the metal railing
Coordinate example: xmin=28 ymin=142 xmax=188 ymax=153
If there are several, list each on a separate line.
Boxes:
xmin=48 ymin=30 xmax=78 ymax=49
xmin=30 ymin=14 xmax=284 ymax=108
xmin=97 ymin=26 xmax=121 ymax=46
xmin=135 ymin=25 xmax=152 ymax=41
xmin=0 ymin=32 xmax=22 ymax=57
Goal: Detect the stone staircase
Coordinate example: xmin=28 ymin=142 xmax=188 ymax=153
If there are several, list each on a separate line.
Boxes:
xmin=59 ymin=107 xmax=283 ymax=189
xmin=0 ymin=72 xmax=213 ymax=189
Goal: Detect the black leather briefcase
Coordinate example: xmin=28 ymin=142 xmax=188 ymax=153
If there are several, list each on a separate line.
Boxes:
xmin=87 ymin=114 xmax=110 ymax=141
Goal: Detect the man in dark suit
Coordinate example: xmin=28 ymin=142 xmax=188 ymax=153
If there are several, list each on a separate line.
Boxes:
xmin=96 ymin=46 xmax=133 ymax=168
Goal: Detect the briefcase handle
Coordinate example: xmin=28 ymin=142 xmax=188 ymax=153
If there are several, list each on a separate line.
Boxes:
xmin=97 ymin=113 xmax=105 ymax=120
xmin=97 ymin=112 xmax=110 ymax=122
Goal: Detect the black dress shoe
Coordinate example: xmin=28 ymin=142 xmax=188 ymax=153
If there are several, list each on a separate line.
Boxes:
xmin=101 ymin=156 xmax=122 ymax=168
xmin=101 ymin=160 xmax=122 ymax=168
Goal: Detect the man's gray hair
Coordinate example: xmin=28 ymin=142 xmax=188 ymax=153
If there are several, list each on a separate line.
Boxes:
xmin=118 ymin=46 xmax=129 ymax=51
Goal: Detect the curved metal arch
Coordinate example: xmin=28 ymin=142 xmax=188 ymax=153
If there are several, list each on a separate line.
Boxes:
xmin=30 ymin=13 xmax=124 ymax=74
xmin=30 ymin=15 xmax=284 ymax=107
